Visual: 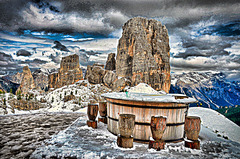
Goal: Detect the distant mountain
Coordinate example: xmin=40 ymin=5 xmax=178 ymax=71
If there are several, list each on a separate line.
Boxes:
xmin=170 ymin=72 xmax=240 ymax=110
xmin=0 ymin=68 xmax=58 ymax=94
xmin=32 ymin=68 xmax=55 ymax=91
xmin=0 ymin=76 xmax=20 ymax=94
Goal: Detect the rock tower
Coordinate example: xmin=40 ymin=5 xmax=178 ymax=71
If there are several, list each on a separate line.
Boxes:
xmin=116 ymin=17 xmax=171 ymax=93
xmin=48 ymin=54 xmax=83 ymax=89
xmin=105 ymin=53 xmax=116 ymax=71
xmin=16 ymin=66 xmax=36 ymax=94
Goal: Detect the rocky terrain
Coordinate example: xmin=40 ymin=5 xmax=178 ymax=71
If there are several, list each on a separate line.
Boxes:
xmin=0 ymin=17 xmax=239 ymax=111
xmin=0 ymin=112 xmax=82 ymax=159
xmin=9 ymin=99 xmax=46 ymax=111
xmin=0 ymin=79 xmax=111 ymax=115
xmin=42 ymin=80 xmax=111 ymax=112
xmin=48 ymin=54 xmax=83 ymax=89
xmin=32 ymin=69 xmax=49 ymax=92
xmin=116 ymin=17 xmax=171 ymax=93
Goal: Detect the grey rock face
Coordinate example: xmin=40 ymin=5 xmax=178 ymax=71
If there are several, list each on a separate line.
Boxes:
xmin=112 ymin=77 xmax=131 ymax=92
xmin=32 ymin=69 xmax=48 ymax=92
xmin=85 ymin=64 xmax=107 ymax=84
xmin=103 ymin=71 xmax=117 ymax=88
xmin=105 ymin=53 xmax=116 ymax=71
xmin=116 ymin=17 xmax=171 ymax=93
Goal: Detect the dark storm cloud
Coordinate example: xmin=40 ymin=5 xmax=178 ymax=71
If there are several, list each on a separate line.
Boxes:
xmin=0 ymin=0 xmax=240 ymax=80
xmin=20 ymin=58 xmax=48 ymax=65
xmin=0 ymin=0 xmax=239 ymax=34
xmin=0 ymin=0 xmax=30 ymax=31
xmin=49 ymin=0 xmax=240 ymax=31
xmin=174 ymin=36 xmax=233 ymax=59
xmin=0 ymin=52 xmax=21 ymax=75
xmin=16 ymin=49 xmax=32 ymax=57
xmin=0 ymin=52 xmax=15 ymax=66
xmin=52 ymin=41 xmax=69 ymax=52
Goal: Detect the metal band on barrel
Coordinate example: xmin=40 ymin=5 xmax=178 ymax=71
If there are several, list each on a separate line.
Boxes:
xmin=107 ymin=101 xmax=188 ymax=109
xmin=108 ymin=130 xmax=184 ymax=143
xmin=107 ymin=116 xmax=185 ymax=126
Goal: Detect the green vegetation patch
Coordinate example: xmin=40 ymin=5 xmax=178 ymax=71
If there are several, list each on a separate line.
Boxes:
xmin=217 ymin=106 xmax=240 ymax=126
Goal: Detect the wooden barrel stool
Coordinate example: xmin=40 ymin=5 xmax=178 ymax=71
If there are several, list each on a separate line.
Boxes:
xmin=184 ymin=116 xmax=201 ymax=149
xmin=87 ymin=103 xmax=98 ymax=129
xmin=117 ymin=114 xmax=135 ymax=148
xmin=149 ymin=116 xmax=167 ymax=151
xmin=98 ymin=102 xmax=107 ymax=124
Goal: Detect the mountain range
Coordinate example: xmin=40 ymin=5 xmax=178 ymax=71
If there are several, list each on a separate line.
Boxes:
xmin=170 ymin=72 xmax=240 ymax=109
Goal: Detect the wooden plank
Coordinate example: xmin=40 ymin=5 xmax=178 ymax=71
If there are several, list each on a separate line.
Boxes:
xmin=106 ymin=98 xmax=187 ymax=142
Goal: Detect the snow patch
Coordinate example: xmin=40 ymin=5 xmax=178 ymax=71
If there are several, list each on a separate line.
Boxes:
xmin=188 ymin=107 xmax=240 ymax=143
xmin=128 ymin=83 xmax=160 ymax=94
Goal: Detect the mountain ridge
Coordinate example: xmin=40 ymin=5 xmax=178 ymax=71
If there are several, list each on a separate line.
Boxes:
xmin=170 ymin=72 xmax=240 ymax=109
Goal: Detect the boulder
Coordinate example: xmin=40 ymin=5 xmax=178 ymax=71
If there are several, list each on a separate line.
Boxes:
xmin=40 ymin=98 xmax=47 ymax=103
xmin=112 ymin=77 xmax=131 ymax=92
xmin=116 ymin=17 xmax=171 ymax=93
xmin=85 ymin=64 xmax=107 ymax=84
xmin=105 ymin=53 xmax=116 ymax=71
xmin=103 ymin=71 xmax=117 ymax=88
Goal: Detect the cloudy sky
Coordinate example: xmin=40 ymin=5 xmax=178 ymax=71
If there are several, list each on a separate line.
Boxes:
xmin=0 ymin=0 xmax=239 ymax=81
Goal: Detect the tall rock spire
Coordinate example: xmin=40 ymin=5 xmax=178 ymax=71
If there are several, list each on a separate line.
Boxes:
xmin=16 ymin=66 xmax=36 ymax=94
xmin=116 ymin=17 xmax=171 ymax=93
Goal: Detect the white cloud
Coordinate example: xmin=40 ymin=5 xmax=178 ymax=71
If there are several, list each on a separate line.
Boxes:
xmin=171 ymin=55 xmax=240 ymax=72
xmin=197 ymin=35 xmax=221 ymax=43
xmin=169 ymin=34 xmax=186 ymax=56
xmin=40 ymin=61 xmax=60 ymax=70
xmin=0 ymin=32 xmax=52 ymax=44
xmin=69 ymin=38 xmax=118 ymax=52
xmin=0 ymin=61 xmax=8 ymax=65
xmin=109 ymin=29 xmax=122 ymax=38
xmin=225 ymin=41 xmax=240 ymax=55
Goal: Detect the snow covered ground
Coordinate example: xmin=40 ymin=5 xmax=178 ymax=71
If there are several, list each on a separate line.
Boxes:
xmin=189 ymin=107 xmax=240 ymax=143
xmin=30 ymin=107 xmax=240 ymax=158
xmin=0 ymin=80 xmax=111 ymax=115
xmin=1 ymin=82 xmax=239 ymax=158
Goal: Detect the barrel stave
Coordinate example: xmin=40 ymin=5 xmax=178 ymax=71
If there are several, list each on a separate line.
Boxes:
xmin=106 ymin=98 xmax=187 ymax=142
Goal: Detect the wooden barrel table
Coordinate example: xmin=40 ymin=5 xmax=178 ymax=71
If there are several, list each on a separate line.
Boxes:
xmin=102 ymin=92 xmax=196 ymax=143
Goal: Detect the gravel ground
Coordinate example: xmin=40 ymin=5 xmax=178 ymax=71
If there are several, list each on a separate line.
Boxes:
xmin=0 ymin=112 xmax=83 ymax=159
xmin=31 ymin=114 xmax=240 ymax=159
